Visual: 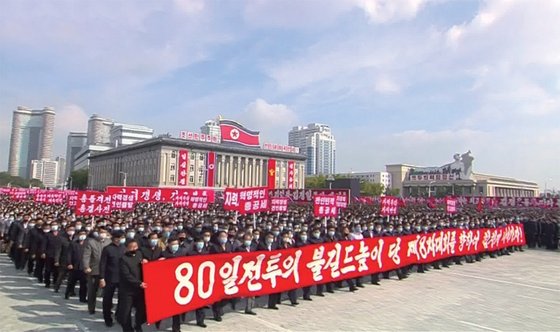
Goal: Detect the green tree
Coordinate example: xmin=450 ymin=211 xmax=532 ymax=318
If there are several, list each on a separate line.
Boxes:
xmin=0 ymin=172 xmax=44 ymax=188
xmin=305 ymin=175 xmax=327 ymax=189
xmin=360 ymin=181 xmax=385 ymax=196
xmin=70 ymin=169 xmax=89 ymax=190
xmin=386 ymin=188 xmax=401 ymax=196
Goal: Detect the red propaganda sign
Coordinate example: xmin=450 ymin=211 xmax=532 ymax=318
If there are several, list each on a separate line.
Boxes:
xmin=35 ymin=190 xmax=66 ymax=204
xmin=380 ymin=196 xmax=399 ymax=216
xmin=270 ymin=189 xmax=350 ymax=207
xmin=287 ymin=161 xmax=295 ymax=189
xmin=267 ymin=159 xmax=276 ymax=190
xmin=143 ymin=224 xmax=525 ymax=323
xmin=9 ymin=188 xmax=30 ymax=201
xmin=206 ymin=152 xmax=216 ymax=187
xmin=75 ymin=191 xmax=112 ymax=216
xmin=314 ymin=195 xmax=338 ymax=217
xmin=177 ymin=149 xmax=189 ymax=186
xmin=172 ymin=189 xmax=213 ymax=210
xmin=109 ymin=192 xmax=137 ymax=211
xmin=445 ymin=196 xmax=458 ymax=214
xmin=67 ymin=191 xmax=78 ymax=207
xmin=270 ymin=197 xmax=288 ymax=213
xmin=106 ymin=187 xmax=215 ymax=205
xmin=223 ymin=187 xmax=269 ymax=214
xmin=219 ymin=120 xmax=260 ymax=147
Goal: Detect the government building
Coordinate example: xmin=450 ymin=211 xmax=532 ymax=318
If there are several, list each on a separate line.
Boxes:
xmin=386 ymin=151 xmax=539 ymax=198
xmin=88 ymin=120 xmax=305 ymax=191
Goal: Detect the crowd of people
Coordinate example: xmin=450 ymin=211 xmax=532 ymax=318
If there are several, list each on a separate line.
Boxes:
xmin=0 ymin=196 xmax=558 ymax=332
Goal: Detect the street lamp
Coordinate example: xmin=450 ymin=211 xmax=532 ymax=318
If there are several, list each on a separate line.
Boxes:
xmin=326 ymin=175 xmax=335 ymax=189
xmin=119 ymin=171 xmax=128 ymax=187
xmin=428 ymin=180 xmax=436 ymax=197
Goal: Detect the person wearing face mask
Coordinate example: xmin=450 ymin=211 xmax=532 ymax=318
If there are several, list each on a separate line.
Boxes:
xmin=43 ymin=222 xmax=62 ymax=289
xmin=233 ymin=233 xmax=256 ymax=315
xmin=32 ymin=221 xmax=47 ymax=282
xmin=99 ymin=230 xmax=127 ymax=327
xmin=117 ymin=239 xmax=147 ymax=332
xmin=185 ymin=237 xmax=208 ymax=328
xmin=13 ymin=214 xmax=30 ymax=270
xmin=53 ymin=225 xmax=76 ymax=293
xmin=65 ymin=230 xmax=89 ymax=302
xmin=278 ymin=232 xmax=299 ymax=306
xmin=21 ymin=219 xmax=37 ymax=275
xmin=208 ymin=231 xmax=233 ymax=322
xmin=140 ymin=233 xmax=162 ymax=262
xmin=83 ymin=227 xmax=111 ymax=315
xmin=157 ymin=238 xmax=187 ymax=332
xmin=258 ymin=232 xmax=282 ymax=309
xmin=295 ymin=230 xmax=314 ymax=301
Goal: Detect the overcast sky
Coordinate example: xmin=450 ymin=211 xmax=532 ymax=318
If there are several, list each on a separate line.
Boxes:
xmin=1 ymin=0 xmax=559 ymax=190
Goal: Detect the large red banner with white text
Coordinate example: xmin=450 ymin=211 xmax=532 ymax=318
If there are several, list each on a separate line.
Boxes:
xmin=106 ymin=186 xmax=215 ymax=205
xmin=223 ymin=187 xmax=269 ymax=214
xmin=143 ymin=224 xmax=525 ymax=323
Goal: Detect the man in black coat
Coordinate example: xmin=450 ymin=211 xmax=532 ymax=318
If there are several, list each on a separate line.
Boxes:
xmin=139 ymin=232 xmax=162 ymax=262
xmin=43 ymin=221 xmax=62 ymax=288
xmin=99 ymin=230 xmax=126 ymax=327
xmin=258 ymin=232 xmax=281 ymax=309
xmin=117 ymin=239 xmax=147 ymax=332
xmin=186 ymin=237 xmax=209 ymax=328
xmin=54 ymin=225 xmax=75 ymax=293
xmin=209 ymin=231 xmax=233 ymax=322
xmin=235 ymin=233 xmax=257 ymax=315
xmin=65 ymin=230 xmax=88 ymax=302
xmin=159 ymin=237 xmax=187 ymax=332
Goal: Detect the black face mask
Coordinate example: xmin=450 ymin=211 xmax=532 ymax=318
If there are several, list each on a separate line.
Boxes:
xmin=127 ymin=250 xmax=137 ymax=256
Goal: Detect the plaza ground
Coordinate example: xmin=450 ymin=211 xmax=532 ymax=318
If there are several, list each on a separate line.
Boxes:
xmin=0 ymin=249 xmax=558 ymax=332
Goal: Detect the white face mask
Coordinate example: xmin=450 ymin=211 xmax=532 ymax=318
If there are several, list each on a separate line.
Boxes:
xmin=78 ymin=235 xmax=87 ymax=241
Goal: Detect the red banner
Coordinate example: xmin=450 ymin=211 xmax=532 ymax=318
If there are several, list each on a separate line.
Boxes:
xmin=380 ymin=196 xmax=399 ymax=216
xmin=267 ymin=159 xmax=276 ymax=190
xmin=143 ymin=224 xmax=525 ymax=323
xmin=313 ymin=194 xmax=338 ymax=217
xmin=270 ymin=197 xmax=288 ymax=213
xmin=219 ymin=120 xmax=260 ymax=147
xmin=206 ymin=152 xmax=216 ymax=187
xmin=287 ymin=161 xmax=295 ymax=189
xmin=34 ymin=190 xmax=66 ymax=204
xmin=67 ymin=191 xmax=78 ymax=207
xmin=106 ymin=187 xmax=215 ymax=205
xmin=446 ymin=196 xmax=458 ymax=214
xmin=75 ymin=191 xmax=113 ymax=216
xmin=223 ymin=187 xmax=269 ymax=214
xmin=270 ymin=189 xmax=350 ymax=207
xmin=172 ymin=189 xmax=213 ymax=210
xmin=177 ymin=149 xmax=189 ymax=186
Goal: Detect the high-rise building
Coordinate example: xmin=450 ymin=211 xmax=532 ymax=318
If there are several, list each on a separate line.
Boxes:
xmin=30 ymin=159 xmax=59 ymax=188
xmin=55 ymin=156 xmax=66 ymax=186
xmin=65 ymin=132 xmax=88 ymax=179
xmin=87 ymin=114 xmax=113 ymax=146
xmin=200 ymin=119 xmax=221 ymax=140
xmin=110 ymin=123 xmax=154 ymax=147
xmin=8 ymin=106 xmax=55 ymax=178
xmin=289 ymin=123 xmax=336 ymax=176
xmin=70 ymin=115 xmax=155 ymax=172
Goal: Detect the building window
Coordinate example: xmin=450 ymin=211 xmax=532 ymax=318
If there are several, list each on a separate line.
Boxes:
xmin=189 ymin=165 xmax=194 ymax=172
xmin=170 ymin=175 xmax=175 ymax=182
xmin=190 ymin=153 xmax=195 ymax=160
xmin=199 ymin=154 xmax=205 ymax=161
xmin=189 ymin=175 xmax=194 ymax=183
xmin=170 ymin=164 xmax=175 ymax=171
xmin=171 ymin=151 xmax=176 ymax=159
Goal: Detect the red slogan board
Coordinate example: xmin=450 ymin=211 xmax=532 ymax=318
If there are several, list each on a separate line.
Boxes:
xmin=143 ymin=224 xmax=525 ymax=323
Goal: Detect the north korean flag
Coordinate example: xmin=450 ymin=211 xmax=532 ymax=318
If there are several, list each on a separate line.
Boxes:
xmin=219 ymin=119 xmax=260 ymax=147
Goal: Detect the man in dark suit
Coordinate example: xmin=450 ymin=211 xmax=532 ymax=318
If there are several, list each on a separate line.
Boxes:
xmin=99 ymin=230 xmax=126 ymax=327
xmin=209 ymin=231 xmax=233 ymax=322
xmin=258 ymin=232 xmax=281 ymax=309
xmin=43 ymin=221 xmax=62 ymax=288
xmin=65 ymin=229 xmax=88 ymax=302
xmin=235 ymin=233 xmax=257 ymax=315
xmin=54 ymin=224 xmax=75 ymax=293
xmin=158 ymin=237 xmax=187 ymax=332
xmin=186 ymin=237 xmax=209 ymax=328
xmin=117 ymin=239 xmax=147 ymax=332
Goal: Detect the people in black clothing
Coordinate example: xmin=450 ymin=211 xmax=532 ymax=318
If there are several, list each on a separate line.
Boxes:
xmin=99 ymin=230 xmax=126 ymax=327
xmin=65 ymin=229 xmax=88 ymax=302
xmin=116 ymin=239 xmax=147 ymax=332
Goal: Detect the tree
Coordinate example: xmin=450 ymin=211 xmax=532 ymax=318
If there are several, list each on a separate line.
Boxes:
xmin=386 ymin=188 xmax=401 ymax=196
xmin=70 ymin=169 xmax=89 ymax=190
xmin=305 ymin=175 xmax=326 ymax=189
xmin=0 ymin=172 xmax=44 ymax=188
xmin=360 ymin=181 xmax=385 ymax=196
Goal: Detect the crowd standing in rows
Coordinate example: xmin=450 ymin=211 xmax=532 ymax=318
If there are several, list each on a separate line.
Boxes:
xmin=1 ymin=197 xmax=559 ymax=332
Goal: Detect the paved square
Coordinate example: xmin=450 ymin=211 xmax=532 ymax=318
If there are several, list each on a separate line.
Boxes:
xmin=0 ymin=250 xmax=558 ymax=331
